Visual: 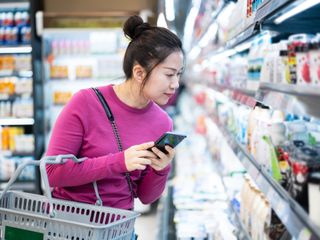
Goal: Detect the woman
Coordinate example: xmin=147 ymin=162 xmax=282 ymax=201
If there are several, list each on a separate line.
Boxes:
xmin=46 ymin=15 xmax=184 ymax=214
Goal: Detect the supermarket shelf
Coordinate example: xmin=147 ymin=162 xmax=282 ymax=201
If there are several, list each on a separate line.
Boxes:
xmin=256 ymin=84 xmax=320 ymax=119
xmin=157 ymin=184 xmax=176 ymax=240
xmin=0 ymin=2 xmax=29 ymax=9
xmin=220 ymin=175 xmax=252 ymax=240
xmin=214 ymin=120 xmax=320 ymax=240
xmin=0 ymin=181 xmax=36 ymax=192
xmin=229 ymin=201 xmax=252 ymax=240
xmin=254 ymin=0 xmax=292 ymax=23
xmin=1 ymin=150 xmax=34 ymax=157
xmin=213 ymin=83 xmax=256 ymax=97
xmin=0 ymin=118 xmax=34 ymax=126
xmin=225 ymin=0 xmax=320 ymax=52
xmin=259 ymin=83 xmax=320 ymax=97
xmin=0 ymin=46 xmax=32 ymax=54
xmin=0 ymin=70 xmax=33 ymax=78
xmin=226 ymin=24 xmax=259 ymax=49
xmin=211 ymin=83 xmax=257 ymax=108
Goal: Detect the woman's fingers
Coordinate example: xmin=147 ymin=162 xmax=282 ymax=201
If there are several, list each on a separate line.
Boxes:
xmin=133 ymin=142 xmax=154 ymax=151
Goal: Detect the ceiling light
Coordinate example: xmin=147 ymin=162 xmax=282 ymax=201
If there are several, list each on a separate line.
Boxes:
xmin=165 ymin=0 xmax=175 ymax=21
xmin=274 ymin=0 xmax=320 ymax=24
xmin=157 ymin=12 xmax=168 ymax=28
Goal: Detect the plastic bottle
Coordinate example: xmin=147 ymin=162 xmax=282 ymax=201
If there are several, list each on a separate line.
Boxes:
xmin=296 ymin=43 xmax=311 ymax=85
xmin=309 ymin=35 xmax=320 ymax=85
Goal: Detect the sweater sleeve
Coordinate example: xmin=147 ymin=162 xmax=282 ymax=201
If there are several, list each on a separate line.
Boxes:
xmin=135 ymin=117 xmax=174 ymax=204
xmin=46 ymin=91 xmax=127 ymax=187
xmin=136 ymin=165 xmax=171 ymax=204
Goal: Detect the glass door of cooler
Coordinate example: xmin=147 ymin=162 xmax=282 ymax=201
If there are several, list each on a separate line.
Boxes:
xmin=0 ymin=1 xmax=38 ymax=191
xmin=42 ymin=28 xmax=128 ymax=149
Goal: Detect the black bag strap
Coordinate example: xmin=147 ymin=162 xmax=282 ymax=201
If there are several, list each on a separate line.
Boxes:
xmin=92 ymin=87 xmax=137 ymax=199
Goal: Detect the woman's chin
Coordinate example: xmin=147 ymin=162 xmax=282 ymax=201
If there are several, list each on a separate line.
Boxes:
xmin=154 ymin=99 xmax=169 ymax=106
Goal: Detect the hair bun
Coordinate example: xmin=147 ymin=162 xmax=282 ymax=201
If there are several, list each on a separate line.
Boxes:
xmin=123 ymin=15 xmax=151 ymax=40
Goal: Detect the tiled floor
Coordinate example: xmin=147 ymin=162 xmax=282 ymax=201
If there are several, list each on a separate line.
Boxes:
xmin=135 ymin=210 xmax=158 ymax=239
xmin=134 ymin=201 xmax=159 ymax=239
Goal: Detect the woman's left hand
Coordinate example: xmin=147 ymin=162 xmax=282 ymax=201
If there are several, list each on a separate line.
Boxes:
xmin=149 ymin=145 xmax=175 ymax=171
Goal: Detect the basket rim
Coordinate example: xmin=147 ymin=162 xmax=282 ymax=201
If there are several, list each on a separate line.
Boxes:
xmin=0 ymin=207 xmax=139 ymax=229
xmin=0 ymin=190 xmax=140 ymax=229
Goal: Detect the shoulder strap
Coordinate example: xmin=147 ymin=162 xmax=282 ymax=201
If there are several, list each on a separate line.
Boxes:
xmin=92 ymin=87 xmax=114 ymax=121
xmin=92 ymin=87 xmax=137 ymax=200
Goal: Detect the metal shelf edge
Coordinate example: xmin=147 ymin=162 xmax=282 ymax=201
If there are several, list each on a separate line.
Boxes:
xmin=254 ymin=0 xmax=292 ymax=22
xmin=215 ymin=120 xmax=320 ymax=239
xmin=0 ymin=46 xmax=32 ymax=54
xmin=259 ymin=83 xmax=320 ymax=97
xmin=0 ymin=118 xmax=34 ymax=126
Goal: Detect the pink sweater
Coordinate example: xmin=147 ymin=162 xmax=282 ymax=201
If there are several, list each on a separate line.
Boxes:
xmin=46 ymin=85 xmax=172 ymax=210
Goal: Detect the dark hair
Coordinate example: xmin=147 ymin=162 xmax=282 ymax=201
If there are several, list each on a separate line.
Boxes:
xmin=123 ymin=15 xmax=183 ymax=88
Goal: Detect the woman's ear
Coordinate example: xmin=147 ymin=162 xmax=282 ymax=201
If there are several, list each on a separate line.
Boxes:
xmin=132 ymin=64 xmax=146 ymax=83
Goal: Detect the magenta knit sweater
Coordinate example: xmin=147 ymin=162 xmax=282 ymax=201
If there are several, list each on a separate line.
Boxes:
xmin=46 ymin=85 xmax=172 ymax=210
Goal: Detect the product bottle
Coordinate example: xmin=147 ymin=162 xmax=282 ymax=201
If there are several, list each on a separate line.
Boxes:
xmin=296 ymin=43 xmax=311 ymax=85
xmin=274 ymin=41 xmax=290 ymax=84
xmin=309 ymin=35 xmax=320 ymax=85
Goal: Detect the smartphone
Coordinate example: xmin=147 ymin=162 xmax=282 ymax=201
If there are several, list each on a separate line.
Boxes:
xmin=151 ymin=132 xmax=187 ymax=154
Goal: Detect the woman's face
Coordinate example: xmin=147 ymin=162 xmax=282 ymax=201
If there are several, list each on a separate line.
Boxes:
xmin=142 ymin=51 xmax=184 ymax=105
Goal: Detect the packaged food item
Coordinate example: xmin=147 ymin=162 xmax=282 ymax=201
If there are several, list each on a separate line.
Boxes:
xmin=296 ymin=42 xmax=311 ymax=85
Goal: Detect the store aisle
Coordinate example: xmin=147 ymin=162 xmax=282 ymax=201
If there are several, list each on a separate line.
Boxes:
xmin=134 ymin=209 xmax=158 ymax=239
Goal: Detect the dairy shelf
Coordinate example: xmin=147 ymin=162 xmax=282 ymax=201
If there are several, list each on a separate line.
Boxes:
xmin=214 ymin=120 xmax=320 ymax=240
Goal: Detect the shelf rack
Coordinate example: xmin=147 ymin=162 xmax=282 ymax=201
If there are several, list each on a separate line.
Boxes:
xmin=0 ymin=46 xmax=32 ymax=54
xmin=219 ymin=170 xmax=252 ymax=240
xmin=213 ymin=119 xmax=320 ymax=240
xmin=208 ymin=82 xmax=320 ymax=119
xmin=0 ymin=118 xmax=34 ymax=126
xmin=225 ymin=0 xmax=320 ymax=51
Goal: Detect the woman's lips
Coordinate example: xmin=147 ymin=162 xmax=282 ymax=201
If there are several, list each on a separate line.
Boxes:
xmin=164 ymin=93 xmax=174 ymax=98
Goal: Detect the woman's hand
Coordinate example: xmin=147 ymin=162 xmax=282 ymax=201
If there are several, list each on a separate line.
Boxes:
xmin=124 ymin=142 xmax=157 ymax=171
xmin=149 ymin=145 xmax=175 ymax=171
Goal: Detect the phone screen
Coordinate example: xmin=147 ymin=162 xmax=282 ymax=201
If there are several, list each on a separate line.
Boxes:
xmin=154 ymin=132 xmax=187 ymax=153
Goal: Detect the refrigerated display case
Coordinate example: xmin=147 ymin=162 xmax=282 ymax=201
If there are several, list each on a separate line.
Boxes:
xmin=41 ymin=27 xmax=128 ymax=148
xmin=0 ymin=1 xmax=43 ymax=193
xmin=162 ymin=0 xmax=320 ymax=239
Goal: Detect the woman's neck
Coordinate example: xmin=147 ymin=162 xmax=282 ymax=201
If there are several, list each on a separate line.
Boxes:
xmin=113 ymin=80 xmax=150 ymax=109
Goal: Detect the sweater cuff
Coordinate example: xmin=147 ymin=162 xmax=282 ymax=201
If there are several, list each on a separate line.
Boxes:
xmin=153 ymin=164 xmax=171 ymax=176
xmin=109 ymin=151 xmax=127 ymax=173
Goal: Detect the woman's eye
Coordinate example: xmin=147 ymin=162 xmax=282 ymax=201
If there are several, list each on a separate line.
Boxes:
xmin=166 ymin=74 xmax=174 ymax=77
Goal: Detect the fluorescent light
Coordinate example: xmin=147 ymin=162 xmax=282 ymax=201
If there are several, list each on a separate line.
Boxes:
xmin=188 ymin=46 xmax=201 ymax=60
xmin=183 ymin=6 xmax=199 ymax=51
xmin=274 ymin=0 xmax=320 ymax=24
xmin=198 ymin=23 xmax=218 ymax=48
xmin=165 ymin=0 xmax=175 ymax=21
xmin=157 ymin=12 xmax=168 ymax=28
xmin=183 ymin=0 xmax=202 ymax=51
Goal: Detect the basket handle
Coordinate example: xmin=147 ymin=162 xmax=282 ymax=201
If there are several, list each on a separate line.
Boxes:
xmin=0 ymin=154 xmax=87 ymax=218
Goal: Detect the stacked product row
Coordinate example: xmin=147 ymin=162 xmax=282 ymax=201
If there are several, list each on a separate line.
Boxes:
xmin=195 ymin=32 xmax=320 ymax=91
xmin=0 ymin=9 xmax=30 ymax=45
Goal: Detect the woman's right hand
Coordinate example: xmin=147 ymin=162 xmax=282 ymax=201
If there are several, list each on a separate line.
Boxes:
xmin=124 ymin=142 xmax=156 ymax=171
